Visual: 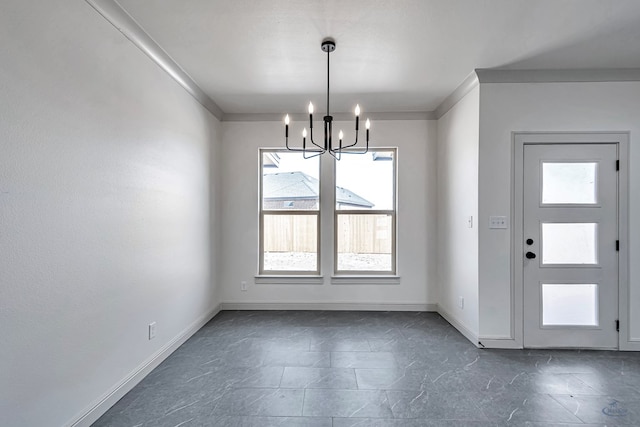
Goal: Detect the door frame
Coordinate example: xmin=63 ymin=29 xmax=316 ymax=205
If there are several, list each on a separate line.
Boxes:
xmin=512 ymin=132 xmax=631 ymax=350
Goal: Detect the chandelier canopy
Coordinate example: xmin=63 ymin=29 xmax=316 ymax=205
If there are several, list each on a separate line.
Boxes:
xmin=284 ymin=38 xmax=370 ymax=160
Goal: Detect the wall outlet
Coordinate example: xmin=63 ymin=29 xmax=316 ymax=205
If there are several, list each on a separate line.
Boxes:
xmin=458 ymin=297 xmax=464 ymax=309
xmin=489 ymin=215 xmax=508 ymax=229
xmin=148 ymin=322 xmax=156 ymax=340
xmin=241 ymin=281 xmax=247 ymax=291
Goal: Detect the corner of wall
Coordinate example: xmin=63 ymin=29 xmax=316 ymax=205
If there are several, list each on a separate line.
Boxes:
xmin=435 ymin=80 xmax=480 ymax=343
xmin=69 ymin=306 xmax=221 ymax=427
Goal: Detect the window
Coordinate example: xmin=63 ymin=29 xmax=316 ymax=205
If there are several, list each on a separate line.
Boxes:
xmin=335 ymin=149 xmax=396 ymax=274
xmin=259 ymin=148 xmax=397 ymax=276
xmin=259 ymin=150 xmax=320 ymax=274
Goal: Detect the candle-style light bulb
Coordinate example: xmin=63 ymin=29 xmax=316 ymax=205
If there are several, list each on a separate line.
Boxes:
xmin=284 ymin=114 xmax=290 ymax=125
xmin=308 ymin=102 xmax=314 ymax=114
xmin=355 ymin=104 xmax=360 ymax=116
xmin=339 ymin=130 xmax=344 ymax=140
xmin=365 ymin=118 xmax=371 ymax=129
xmin=302 ymin=128 xmax=307 ymax=138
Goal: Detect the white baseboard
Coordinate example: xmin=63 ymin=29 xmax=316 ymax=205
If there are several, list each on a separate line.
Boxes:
xmin=221 ymin=302 xmax=438 ymax=312
xmin=68 ymin=304 xmax=222 ymax=427
xmin=477 ymin=337 xmax=640 ymax=351
xmin=436 ymin=304 xmax=480 ymax=348
xmin=477 ymin=337 xmax=523 ymax=349
xmin=620 ymin=339 xmax=640 ymax=351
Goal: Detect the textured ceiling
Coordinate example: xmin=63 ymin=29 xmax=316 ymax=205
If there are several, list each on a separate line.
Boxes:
xmin=116 ymin=0 xmax=640 ymax=114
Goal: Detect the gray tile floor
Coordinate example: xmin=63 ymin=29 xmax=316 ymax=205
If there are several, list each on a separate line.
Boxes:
xmin=94 ymin=311 xmax=640 ymax=426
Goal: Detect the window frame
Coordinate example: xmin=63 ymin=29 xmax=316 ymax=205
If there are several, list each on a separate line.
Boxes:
xmin=258 ymin=149 xmax=321 ymax=275
xmin=333 ymin=147 xmax=397 ymax=275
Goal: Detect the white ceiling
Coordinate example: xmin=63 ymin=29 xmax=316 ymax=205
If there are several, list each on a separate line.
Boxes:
xmin=115 ymin=0 xmax=640 ymax=115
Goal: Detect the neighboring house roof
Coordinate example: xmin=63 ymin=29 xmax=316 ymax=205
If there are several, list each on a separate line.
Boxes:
xmin=263 ymin=152 xmax=281 ymax=168
xmin=335 ymin=186 xmax=374 ymax=209
xmin=263 ymin=172 xmax=374 ymax=208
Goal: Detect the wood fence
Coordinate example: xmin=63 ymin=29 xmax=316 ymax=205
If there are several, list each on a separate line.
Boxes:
xmin=264 ymin=214 xmax=392 ymax=254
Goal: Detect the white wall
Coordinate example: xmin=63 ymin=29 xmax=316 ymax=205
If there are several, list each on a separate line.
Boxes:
xmin=0 ymin=2 xmax=222 ymax=426
xmin=220 ymin=120 xmax=437 ymax=308
xmin=478 ymin=81 xmax=640 ymax=346
xmin=436 ymin=85 xmax=480 ymax=339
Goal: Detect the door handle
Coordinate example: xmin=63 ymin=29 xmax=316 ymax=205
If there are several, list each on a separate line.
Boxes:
xmin=525 ymin=251 xmax=536 ymax=259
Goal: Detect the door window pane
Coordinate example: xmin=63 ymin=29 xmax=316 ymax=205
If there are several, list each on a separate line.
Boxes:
xmin=542 ymin=284 xmax=598 ymax=326
xmin=337 ymin=214 xmax=392 ymax=271
xmin=542 ymin=162 xmax=597 ymax=204
xmin=542 ymin=223 xmax=598 ymax=264
xmin=263 ymin=214 xmax=317 ymax=271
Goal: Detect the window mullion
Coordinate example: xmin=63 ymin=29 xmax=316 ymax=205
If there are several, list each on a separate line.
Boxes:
xmin=320 ymin=151 xmax=334 ymax=277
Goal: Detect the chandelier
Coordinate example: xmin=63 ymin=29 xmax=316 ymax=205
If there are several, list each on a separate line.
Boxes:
xmin=284 ymin=38 xmax=370 ymax=160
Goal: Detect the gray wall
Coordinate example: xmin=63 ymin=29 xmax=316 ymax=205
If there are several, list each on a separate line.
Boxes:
xmin=220 ymin=120 xmax=438 ymax=308
xmin=436 ymin=84 xmax=480 ymax=339
xmin=478 ymin=81 xmax=640 ymax=348
xmin=0 ymin=1 xmax=222 ymax=425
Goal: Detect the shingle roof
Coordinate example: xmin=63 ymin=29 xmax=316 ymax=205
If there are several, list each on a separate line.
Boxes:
xmin=263 ymin=172 xmax=319 ymax=200
xmin=335 ymin=186 xmax=374 ymax=208
xmin=263 ymin=172 xmax=374 ymax=208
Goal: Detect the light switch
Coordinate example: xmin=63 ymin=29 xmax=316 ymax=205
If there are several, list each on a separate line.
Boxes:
xmin=489 ymin=216 xmax=508 ymax=229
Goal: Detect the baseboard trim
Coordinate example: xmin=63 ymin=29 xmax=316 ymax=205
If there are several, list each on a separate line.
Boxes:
xmin=436 ymin=304 xmax=480 ymax=348
xmin=221 ymin=302 xmax=437 ymax=312
xmin=477 ymin=338 xmax=523 ymax=349
xmin=68 ymin=304 xmax=222 ymax=427
xmin=620 ymin=340 xmax=640 ymax=351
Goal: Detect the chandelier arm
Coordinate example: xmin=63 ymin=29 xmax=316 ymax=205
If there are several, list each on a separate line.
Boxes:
xmin=338 ymin=112 xmax=360 ymax=150
xmin=338 ymin=129 xmax=359 ymax=150
xmin=303 ymin=149 xmax=325 ymax=159
xmin=310 ymin=141 xmax=324 ymax=150
xmin=284 ymin=144 xmax=323 ymax=153
xmin=285 ymin=132 xmax=323 ymax=153
xmin=336 ymin=126 xmax=369 ymax=154
xmin=338 ymin=137 xmax=369 ymax=154
xmin=308 ymin=113 xmax=325 ymax=151
xmin=309 ymin=131 xmax=324 ymax=151
xmin=304 ymin=132 xmax=324 ymax=154
xmin=327 ymin=148 xmax=341 ymax=161
xmin=328 ymin=128 xmax=343 ymax=159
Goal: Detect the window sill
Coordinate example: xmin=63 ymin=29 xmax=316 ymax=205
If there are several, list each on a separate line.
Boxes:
xmin=255 ymin=275 xmax=324 ymax=285
xmin=331 ymin=275 xmax=401 ymax=285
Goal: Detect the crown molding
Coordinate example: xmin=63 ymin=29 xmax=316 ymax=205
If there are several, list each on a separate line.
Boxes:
xmin=434 ymin=71 xmax=480 ymax=119
xmin=435 ymin=68 xmax=640 ymax=120
xmin=475 ymin=68 xmax=640 ymax=83
xmin=84 ymin=0 xmax=440 ymax=123
xmin=86 ymin=0 xmax=224 ymax=120
xmin=222 ymin=111 xmax=436 ymax=122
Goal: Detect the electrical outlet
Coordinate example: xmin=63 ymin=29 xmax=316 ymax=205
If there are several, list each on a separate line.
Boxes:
xmin=458 ymin=297 xmax=464 ymax=309
xmin=148 ymin=322 xmax=156 ymax=340
xmin=241 ymin=281 xmax=247 ymax=291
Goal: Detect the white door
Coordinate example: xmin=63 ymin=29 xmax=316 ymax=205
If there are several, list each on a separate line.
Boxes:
xmin=523 ymin=143 xmax=619 ymax=349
